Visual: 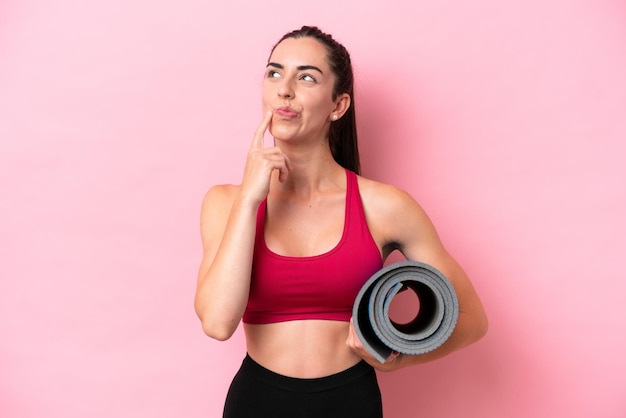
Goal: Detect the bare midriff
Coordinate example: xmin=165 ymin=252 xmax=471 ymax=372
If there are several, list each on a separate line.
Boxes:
xmin=243 ymin=320 xmax=362 ymax=378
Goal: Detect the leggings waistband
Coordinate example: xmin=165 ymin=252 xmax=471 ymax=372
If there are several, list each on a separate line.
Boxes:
xmin=241 ymin=354 xmax=375 ymax=393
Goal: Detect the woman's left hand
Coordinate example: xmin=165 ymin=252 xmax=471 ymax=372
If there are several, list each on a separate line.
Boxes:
xmin=346 ymin=318 xmax=401 ymax=372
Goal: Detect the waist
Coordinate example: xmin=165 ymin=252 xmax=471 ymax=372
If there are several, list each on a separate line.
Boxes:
xmin=238 ymin=353 xmax=375 ymax=393
xmin=243 ymin=319 xmax=362 ymax=378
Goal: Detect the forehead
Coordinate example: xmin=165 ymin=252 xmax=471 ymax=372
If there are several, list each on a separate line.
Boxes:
xmin=269 ymin=37 xmax=330 ymax=70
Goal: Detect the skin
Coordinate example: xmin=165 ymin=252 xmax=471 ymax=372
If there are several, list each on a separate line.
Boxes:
xmin=194 ymin=37 xmax=488 ymax=378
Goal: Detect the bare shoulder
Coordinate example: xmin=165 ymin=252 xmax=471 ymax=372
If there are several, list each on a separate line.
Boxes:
xmin=201 ymin=184 xmax=240 ymax=214
xmin=199 ymin=184 xmax=241 ymax=250
xmin=356 ymin=176 xmax=430 ymax=224
xmin=356 ymin=175 xmax=439 ymax=257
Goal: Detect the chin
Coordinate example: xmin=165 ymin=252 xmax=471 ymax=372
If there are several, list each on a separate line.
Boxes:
xmin=270 ymin=126 xmax=298 ymax=142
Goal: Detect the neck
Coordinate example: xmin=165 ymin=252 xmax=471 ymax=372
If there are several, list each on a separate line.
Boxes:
xmin=271 ymin=137 xmax=344 ymax=196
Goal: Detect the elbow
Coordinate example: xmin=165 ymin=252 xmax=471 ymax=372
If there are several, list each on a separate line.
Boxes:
xmin=198 ymin=313 xmax=239 ymax=341
xmin=194 ymin=298 xmax=238 ymax=341
xmin=456 ymin=307 xmax=488 ymax=348
xmin=470 ymin=309 xmax=489 ymax=344
xmin=203 ymin=323 xmax=236 ymax=341
xmin=476 ymin=314 xmax=489 ymax=341
xmin=203 ymin=326 xmax=235 ymax=342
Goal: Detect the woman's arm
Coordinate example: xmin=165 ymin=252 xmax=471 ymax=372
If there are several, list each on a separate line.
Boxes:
xmin=194 ymin=185 xmax=258 ymax=341
xmin=194 ymin=112 xmax=290 ymax=340
xmin=347 ymin=182 xmax=488 ymax=370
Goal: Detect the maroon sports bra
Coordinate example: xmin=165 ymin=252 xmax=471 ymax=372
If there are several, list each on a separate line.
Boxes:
xmin=242 ymin=169 xmax=383 ymax=324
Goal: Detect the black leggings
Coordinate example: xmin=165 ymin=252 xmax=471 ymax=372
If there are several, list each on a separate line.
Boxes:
xmin=223 ymin=354 xmax=383 ymax=418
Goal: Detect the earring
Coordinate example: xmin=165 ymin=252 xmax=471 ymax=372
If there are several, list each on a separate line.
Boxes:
xmin=332 ymin=114 xmax=338 ymax=121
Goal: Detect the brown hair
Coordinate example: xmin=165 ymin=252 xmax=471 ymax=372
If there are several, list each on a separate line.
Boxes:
xmin=270 ymin=26 xmax=361 ymax=174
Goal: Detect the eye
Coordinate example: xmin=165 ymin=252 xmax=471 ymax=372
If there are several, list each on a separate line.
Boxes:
xmin=267 ymin=70 xmax=281 ymax=79
xmin=300 ymin=73 xmax=317 ymax=83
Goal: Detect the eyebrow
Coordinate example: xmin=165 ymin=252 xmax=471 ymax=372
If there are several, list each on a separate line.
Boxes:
xmin=266 ymin=62 xmax=324 ymax=74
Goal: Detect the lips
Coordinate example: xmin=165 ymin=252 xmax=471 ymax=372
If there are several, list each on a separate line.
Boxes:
xmin=275 ymin=106 xmax=299 ymax=119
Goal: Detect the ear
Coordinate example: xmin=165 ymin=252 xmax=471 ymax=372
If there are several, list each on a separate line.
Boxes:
xmin=329 ymin=93 xmax=351 ymax=121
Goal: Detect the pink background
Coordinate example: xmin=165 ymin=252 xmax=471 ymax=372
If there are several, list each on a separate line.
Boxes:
xmin=1 ymin=1 xmax=625 ymax=417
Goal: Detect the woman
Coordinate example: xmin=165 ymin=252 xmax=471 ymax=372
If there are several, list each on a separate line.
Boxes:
xmin=195 ymin=26 xmax=488 ymax=417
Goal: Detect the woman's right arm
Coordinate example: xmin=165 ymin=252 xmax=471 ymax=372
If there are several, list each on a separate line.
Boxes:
xmin=194 ymin=185 xmax=258 ymax=341
xmin=194 ymin=111 xmax=289 ymax=340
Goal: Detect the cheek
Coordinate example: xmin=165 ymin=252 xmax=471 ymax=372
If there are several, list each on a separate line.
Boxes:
xmin=260 ymin=89 xmax=271 ymax=111
xmin=261 ymin=81 xmax=276 ymax=107
xmin=307 ymin=98 xmax=334 ymax=123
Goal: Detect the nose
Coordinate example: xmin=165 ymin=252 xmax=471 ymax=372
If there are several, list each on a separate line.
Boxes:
xmin=277 ymin=78 xmax=294 ymax=99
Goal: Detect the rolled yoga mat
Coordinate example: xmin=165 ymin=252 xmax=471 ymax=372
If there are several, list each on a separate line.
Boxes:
xmin=352 ymin=260 xmax=459 ymax=363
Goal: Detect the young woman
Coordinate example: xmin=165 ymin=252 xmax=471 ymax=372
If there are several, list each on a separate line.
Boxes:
xmin=195 ymin=26 xmax=488 ymax=417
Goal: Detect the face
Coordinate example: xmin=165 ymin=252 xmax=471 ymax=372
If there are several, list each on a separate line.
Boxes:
xmin=262 ymin=37 xmax=343 ymax=142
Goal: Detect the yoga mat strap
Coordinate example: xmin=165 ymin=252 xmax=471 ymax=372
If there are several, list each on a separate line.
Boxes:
xmin=352 ymin=260 xmax=459 ymax=363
